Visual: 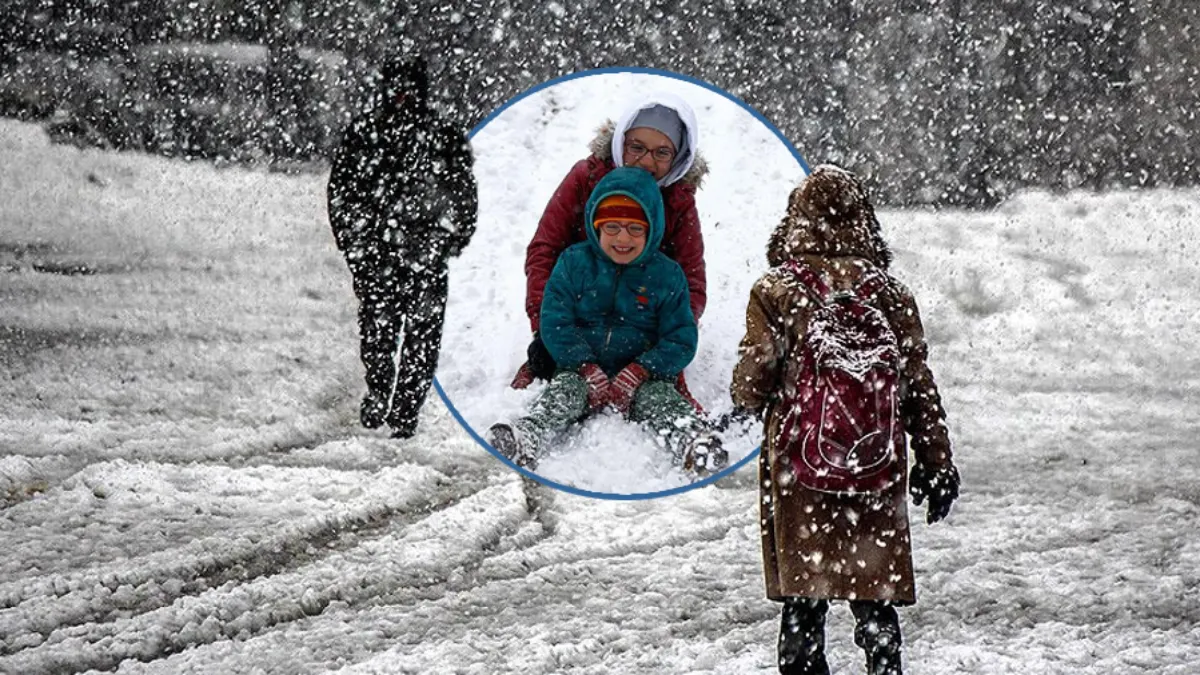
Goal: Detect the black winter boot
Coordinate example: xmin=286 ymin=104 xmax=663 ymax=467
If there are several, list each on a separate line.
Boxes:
xmin=683 ymin=432 xmax=728 ymax=475
xmin=360 ymin=393 xmax=389 ymax=429
xmin=487 ymin=423 xmax=537 ymax=469
xmin=850 ymin=601 xmax=903 ymax=675
xmin=778 ymin=598 xmax=831 ymax=675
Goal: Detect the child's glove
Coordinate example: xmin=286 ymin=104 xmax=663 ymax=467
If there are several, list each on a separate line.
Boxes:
xmin=510 ymin=362 xmax=536 ymax=390
xmin=609 ymin=363 xmax=650 ymax=414
xmin=510 ymin=333 xmax=556 ymax=390
xmin=909 ymin=462 xmax=961 ymax=524
xmin=674 ymin=371 xmax=705 ymax=415
xmin=579 ymin=363 xmax=610 ymax=411
xmin=527 ymin=332 xmax=557 ymax=381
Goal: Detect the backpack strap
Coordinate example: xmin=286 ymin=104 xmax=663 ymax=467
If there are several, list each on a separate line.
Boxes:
xmin=853 ymin=269 xmax=891 ymax=302
xmin=781 ymin=260 xmax=831 ymax=303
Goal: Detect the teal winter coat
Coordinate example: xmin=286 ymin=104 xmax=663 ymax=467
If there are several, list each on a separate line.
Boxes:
xmin=539 ymin=167 xmax=698 ymax=378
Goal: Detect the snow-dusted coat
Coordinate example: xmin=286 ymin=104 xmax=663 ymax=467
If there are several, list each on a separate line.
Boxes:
xmin=524 ymin=120 xmax=709 ymax=332
xmin=539 ymin=168 xmax=697 ymax=379
xmin=731 ymin=166 xmax=954 ymax=605
xmin=327 ymin=62 xmax=477 ymax=257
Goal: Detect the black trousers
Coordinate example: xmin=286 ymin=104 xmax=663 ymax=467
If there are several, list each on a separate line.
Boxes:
xmin=345 ymin=231 xmax=450 ymax=432
xmin=779 ymin=598 xmax=903 ymax=675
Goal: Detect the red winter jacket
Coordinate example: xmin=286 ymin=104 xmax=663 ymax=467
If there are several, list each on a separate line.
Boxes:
xmin=524 ymin=156 xmax=707 ymax=332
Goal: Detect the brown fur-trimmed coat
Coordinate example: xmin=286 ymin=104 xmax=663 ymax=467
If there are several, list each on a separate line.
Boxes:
xmin=732 ymin=166 xmax=954 ymax=604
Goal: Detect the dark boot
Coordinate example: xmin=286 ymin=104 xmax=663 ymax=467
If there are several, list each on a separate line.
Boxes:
xmin=487 ymin=423 xmax=537 ymax=469
xmin=360 ymin=393 xmax=389 ymax=429
xmin=850 ymin=601 xmax=903 ymax=675
xmin=778 ymin=598 xmax=831 ymax=675
xmin=683 ymin=431 xmax=728 ymax=475
xmin=387 ymin=413 xmax=418 ymax=439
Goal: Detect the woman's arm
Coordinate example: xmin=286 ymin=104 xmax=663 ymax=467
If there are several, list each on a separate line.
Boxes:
xmin=524 ymin=159 xmax=593 ymax=332
xmin=731 ymin=274 xmax=787 ymax=414
xmin=884 ymin=280 xmax=954 ymax=469
xmin=662 ymin=192 xmax=707 ymax=321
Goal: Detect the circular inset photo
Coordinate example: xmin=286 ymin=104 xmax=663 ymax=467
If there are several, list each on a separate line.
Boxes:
xmin=436 ymin=67 xmax=808 ymax=497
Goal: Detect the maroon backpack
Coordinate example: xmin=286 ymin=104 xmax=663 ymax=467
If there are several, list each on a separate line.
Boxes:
xmin=774 ymin=261 xmax=904 ymax=494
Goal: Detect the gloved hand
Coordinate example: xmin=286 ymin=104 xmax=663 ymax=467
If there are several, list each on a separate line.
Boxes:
xmin=674 ymin=371 xmax=705 ymax=415
xmin=510 ymin=362 xmax=536 ymax=390
xmin=609 ymin=363 xmax=650 ymax=414
xmin=510 ymin=333 xmax=557 ymax=390
xmin=910 ymin=463 xmax=961 ymax=524
xmin=579 ymin=363 xmax=610 ymax=411
xmin=527 ymin=332 xmax=557 ymax=381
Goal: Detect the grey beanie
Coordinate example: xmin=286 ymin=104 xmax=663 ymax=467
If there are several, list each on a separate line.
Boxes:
xmin=629 ymin=104 xmax=686 ymax=156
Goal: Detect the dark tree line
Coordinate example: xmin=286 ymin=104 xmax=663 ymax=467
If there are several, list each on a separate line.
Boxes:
xmin=1 ymin=0 xmax=1195 ymax=206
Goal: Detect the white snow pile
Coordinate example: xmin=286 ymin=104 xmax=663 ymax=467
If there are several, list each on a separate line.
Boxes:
xmin=1 ymin=65 xmax=1198 ymax=674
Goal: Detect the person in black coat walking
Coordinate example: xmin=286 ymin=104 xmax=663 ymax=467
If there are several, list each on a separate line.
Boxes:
xmin=327 ymin=56 xmax=478 ymax=438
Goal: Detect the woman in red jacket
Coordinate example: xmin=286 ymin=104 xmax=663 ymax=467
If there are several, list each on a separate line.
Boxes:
xmin=512 ymin=94 xmax=709 ymax=410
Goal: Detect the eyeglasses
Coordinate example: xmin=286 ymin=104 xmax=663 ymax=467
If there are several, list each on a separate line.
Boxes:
xmin=624 ymin=140 xmax=676 ymax=164
xmin=597 ymin=221 xmax=648 ymax=238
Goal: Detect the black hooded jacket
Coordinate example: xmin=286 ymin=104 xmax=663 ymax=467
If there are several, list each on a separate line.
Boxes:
xmin=327 ymin=59 xmax=477 ymax=256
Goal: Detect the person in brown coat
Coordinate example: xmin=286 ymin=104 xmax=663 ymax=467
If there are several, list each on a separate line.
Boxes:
xmin=731 ymin=165 xmax=960 ymax=675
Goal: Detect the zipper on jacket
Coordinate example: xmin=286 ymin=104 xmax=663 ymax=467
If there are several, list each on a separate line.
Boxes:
xmin=603 ymin=267 xmax=624 ymax=355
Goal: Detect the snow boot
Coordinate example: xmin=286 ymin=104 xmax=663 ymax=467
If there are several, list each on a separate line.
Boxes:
xmin=683 ymin=432 xmax=728 ymax=475
xmin=386 ymin=409 xmax=419 ymax=439
xmin=779 ymin=598 xmax=831 ymax=675
xmin=487 ymin=423 xmax=537 ymax=469
xmin=360 ymin=393 xmax=389 ymax=429
xmin=389 ymin=420 xmax=418 ymax=439
xmin=851 ymin=601 xmax=903 ymax=675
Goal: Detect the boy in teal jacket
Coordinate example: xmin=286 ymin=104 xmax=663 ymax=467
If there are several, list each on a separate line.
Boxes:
xmin=488 ymin=167 xmax=726 ymax=474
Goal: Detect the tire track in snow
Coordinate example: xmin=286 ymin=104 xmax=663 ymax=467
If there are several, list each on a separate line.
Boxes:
xmin=0 ymin=462 xmax=477 ymax=656
xmin=0 ymin=480 xmax=531 ymax=675
xmin=83 ymin=489 xmax=752 ymax=675
xmin=0 ymin=418 xmax=357 ymax=514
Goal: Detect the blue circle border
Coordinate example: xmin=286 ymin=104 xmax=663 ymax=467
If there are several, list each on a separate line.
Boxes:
xmin=434 ymin=65 xmax=809 ymax=500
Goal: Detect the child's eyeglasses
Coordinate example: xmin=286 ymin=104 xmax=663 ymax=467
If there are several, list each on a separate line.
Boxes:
xmin=624 ymin=140 xmax=676 ymax=164
xmin=597 ymin=221 xmax=648 ymax=238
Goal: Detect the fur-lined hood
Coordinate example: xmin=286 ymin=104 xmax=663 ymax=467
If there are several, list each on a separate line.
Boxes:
xmin=766 ymin=164 xmax=892 ymax=269
xmin=588 ymin=121 xmax=709 ymax=189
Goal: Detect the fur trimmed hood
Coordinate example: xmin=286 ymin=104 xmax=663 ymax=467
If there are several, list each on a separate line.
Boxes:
xmin=588 ymin=121 xmax=709 ymax=189
xmin=766 ymin=164 xmax=893 ymax=269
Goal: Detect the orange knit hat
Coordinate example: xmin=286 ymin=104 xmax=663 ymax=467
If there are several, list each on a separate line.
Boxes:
xmin=592 ymin=194 xmax=649 ymax=229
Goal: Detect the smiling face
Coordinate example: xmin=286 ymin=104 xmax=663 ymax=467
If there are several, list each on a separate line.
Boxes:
xmin=622 ymin=127 xmax=677 ymax=181
xmin=598 ymin=219 xmax=647 ymax=264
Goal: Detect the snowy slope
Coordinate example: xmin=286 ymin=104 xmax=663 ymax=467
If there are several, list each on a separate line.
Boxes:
xmin=438 ymin=71 xmax=806 ymax=494
xmin=2 ymin=81 xmax=1200 ymax=675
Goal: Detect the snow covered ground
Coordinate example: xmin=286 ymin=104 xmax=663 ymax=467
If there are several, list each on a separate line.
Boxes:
xmin=2 ymin=76 xmax=1199 ymax=674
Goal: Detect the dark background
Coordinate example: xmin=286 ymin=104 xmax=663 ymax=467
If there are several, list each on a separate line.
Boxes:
xmin=1 ymin=0 xmax=1195 ymax=207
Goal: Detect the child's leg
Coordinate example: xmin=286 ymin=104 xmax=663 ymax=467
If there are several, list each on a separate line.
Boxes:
xmin=778 ymin=598 xmax=831 ymax=675
xmin=628 ymin=380 xmax=725 ymax=470
xmin=849 ymin=600 xmax=903 ymax=675
xmin=512 ymin=370 xmax=589 ymax=459
xmin=628 ymin=380 xmax=702 ymax=454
